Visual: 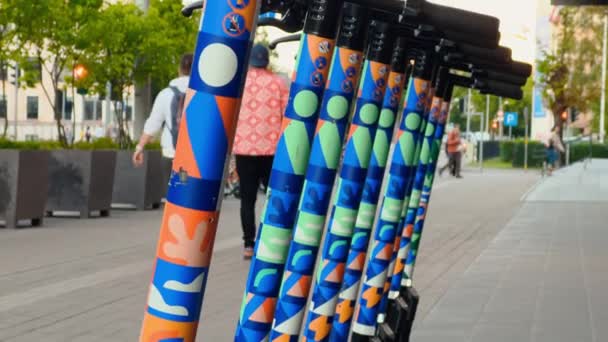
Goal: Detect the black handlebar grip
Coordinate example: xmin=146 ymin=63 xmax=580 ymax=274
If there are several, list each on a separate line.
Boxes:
xmin=458 ymin=43 xmax=511 ymax=64
xmin=449 ymin=75 xmax=474 ymax=89
xmin=476 ymin=60 xmax=533 ymax=78
xmin=442 ymin=30 xmax=499 ymax=49
xmin=475 ymin=69 xmax=529 ymax=86
xmin=337 ymin=2 xmax=369 ymax=51
xmin=269 ymin=34 xmax=301 ymax=50
xmin=475 ymin=79 xmax=524 ymax=100
xmin=420 ymin=2 xmax=500 ymax=42
xmin=350 ymin=0 xmax=404 ymax=13
xmin=304 ymin=0 xmax=344 ymax=38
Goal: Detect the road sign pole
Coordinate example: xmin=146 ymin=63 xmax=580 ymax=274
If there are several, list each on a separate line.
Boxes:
xmin=600 ymin=12 xmax=607 ymax=144
xmin=466 ymin=88 xmax=472 ymax=141
xmin=524 ymin=107 xmax=529 ymax=171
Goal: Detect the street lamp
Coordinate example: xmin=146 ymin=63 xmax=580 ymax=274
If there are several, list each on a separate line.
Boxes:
xmin=73 ymin=64 xmax=88 ymax=82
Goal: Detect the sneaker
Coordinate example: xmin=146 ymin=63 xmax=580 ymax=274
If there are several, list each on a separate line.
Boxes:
xmin=243 ymin=247 xmax=254 ymax=260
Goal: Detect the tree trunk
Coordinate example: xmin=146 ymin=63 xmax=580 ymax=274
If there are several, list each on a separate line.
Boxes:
xmin=2 ymin=77 xmax=7 ymax=138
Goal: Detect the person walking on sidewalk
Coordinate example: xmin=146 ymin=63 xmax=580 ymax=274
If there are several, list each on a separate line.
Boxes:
xmin=546 ymin=125 xmax=565 ymax=176
xmin=233 ymin=44 xmax=288 ymax=259
xmin=132 ymin=54 xmax=193 ymax=196
xmin=439 ymin=123 xmax=463 ymax=178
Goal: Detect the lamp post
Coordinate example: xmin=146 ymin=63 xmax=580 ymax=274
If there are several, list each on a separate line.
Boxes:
xmin=600 ymin=12 xmax=607 ymax=144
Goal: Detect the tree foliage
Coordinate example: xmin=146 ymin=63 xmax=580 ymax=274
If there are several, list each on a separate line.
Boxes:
xmin=1 ymin=0 xmax=104 ymax=146
xmin=0 ymin=0 xmax=200 ymax=147
xmin=449 ymin=78 xmax=533 ymax=138
xmin=537 ymin=6 xmax=605 ymax=134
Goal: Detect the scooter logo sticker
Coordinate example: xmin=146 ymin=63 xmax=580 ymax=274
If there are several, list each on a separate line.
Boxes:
xmin=223 ymin=13 xmax=246 ymax=37
xmin=318 ymin=41 xmax=331 ymax=54
xmin=342 ymin=80 xmax=354 ymax=93
xmin=229 ymin=0 xmax=249 ymax=9
xmin=346 ymin=67 xmax=357 ymax=78
xmin=379 ymin=66 xmax=388 ymax=77
xmin=315 ymin=57 xmax=328 ymax=69
xmin=312 ymin=72 xmax=325 ymax=87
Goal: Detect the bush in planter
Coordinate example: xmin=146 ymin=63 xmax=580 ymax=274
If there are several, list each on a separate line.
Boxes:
xmin=570 ymin=143 xmax=608 ymax=164
xmin=112 ymin=140 xmax=164 ymax=210
xmin=0 ymin=139 xmax=55 ymax=228
xmin=499 ymin=140 xmax=516 ymax=162
xmin=46 ymin=138 xmax=118 ymax=218
xmin=512 ymin=141 xmax=546 ymax=168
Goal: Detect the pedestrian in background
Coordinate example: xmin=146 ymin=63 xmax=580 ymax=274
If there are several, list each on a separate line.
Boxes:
xmin=84 ymin=126 xmax=91 ymax=143
xmin=546 ymin=125 xmax=565 ymax=176
xmin=439 ymin=123 xmax=464 ymax=178
xmin=233 ymin=44 xmax=288 ymax=259
xmin=132 ymin=53 xmax=193 ymax=197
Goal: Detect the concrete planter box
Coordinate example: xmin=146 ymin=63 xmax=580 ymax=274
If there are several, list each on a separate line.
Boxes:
xmin=112 ymin=150 xmax=163 ymax=210
xmin=0 ymin=150 xmax=50 ymax=228
xmin=46 ymin=150 xmax=117 ymax=218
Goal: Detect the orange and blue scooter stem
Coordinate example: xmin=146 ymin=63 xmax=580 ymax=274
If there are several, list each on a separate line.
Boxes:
xmin=235 ymin=1 xmax=343 ymax=340
xmin=303 ymin=20 xmax=396 ymax=342
xmin=329 ymin=37 xmax=410 ymax=342
xmin=140 ymin=1 xmax=259 ymax=341
xmin=351 ymin=55 xmax=434 ymax=339
xmin=269 ymin=4 xmax=369 ymax=341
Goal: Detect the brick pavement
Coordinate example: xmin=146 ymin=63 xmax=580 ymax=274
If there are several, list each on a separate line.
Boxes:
xmin=0 ymin=168 xmax=537 ymax=341
xmin=412 ymin=160 xmax=608 ymax=342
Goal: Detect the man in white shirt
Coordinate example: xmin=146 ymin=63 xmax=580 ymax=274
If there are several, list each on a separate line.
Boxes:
xmin=132 ymin=54 xmax=193 ymax=195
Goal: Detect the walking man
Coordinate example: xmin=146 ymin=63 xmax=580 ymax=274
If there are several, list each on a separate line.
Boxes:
xmin=132 ymin=54 xmax=193 ymax=195
xmin=439 ymin=123 xmax=463 ymax=178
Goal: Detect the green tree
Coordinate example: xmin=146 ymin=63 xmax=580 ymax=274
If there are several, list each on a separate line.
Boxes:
xmin=537 ymin=6 xmax=604 ymax=135
xmin=448 ymin=77 xmax=533 ymax=139
xmin=81 ymin=1 xmax=199 ymax=148
xmin=0 ymin=10 xmax=15 ymax=138
xmin=2 ymin=0 xmax=103 ymax=146
xmin=81 ymin=3 xmax=147 ymax=148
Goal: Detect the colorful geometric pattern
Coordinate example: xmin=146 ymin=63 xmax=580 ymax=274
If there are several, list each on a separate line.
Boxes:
xmin=270 ymin=46 xmax=364 ymax=341
xmin=303 ymin=60 xmax=390 ymax=342
xmin=402 ymin=99 xmax=451 ymax=284
xmin=140 ymin=1 xmax=258 ymax=341
xmin=352 ymin=77 xmax=431 ymax=337
xmin=235 ymin=33 xmax=336 ymax=341
xmin=329 ymin=70 xmax=408 ymax=341
xmin=233 ymin=68 xmax=289 ymax=156
xmin=385 ymin=94 xmax=441 ymax=301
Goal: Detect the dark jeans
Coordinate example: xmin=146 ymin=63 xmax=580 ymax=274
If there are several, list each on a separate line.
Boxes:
xmin=235 ymin=155 xmax=273 ymax=248
xmin=161 ymin=157 xmax=173 ymax=199
xmin=439 ymin=152 xmax=462 ymax=176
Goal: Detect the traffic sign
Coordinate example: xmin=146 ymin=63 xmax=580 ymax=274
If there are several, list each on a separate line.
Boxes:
xmin=504 ymin=112 xmax=519 ymax=127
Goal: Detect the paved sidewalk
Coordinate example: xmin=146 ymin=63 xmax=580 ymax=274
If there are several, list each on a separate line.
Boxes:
xmin=412 ymin=160 xmax=608 ymax=342
xmin=0 ymin=169 xmax=536 ymax=341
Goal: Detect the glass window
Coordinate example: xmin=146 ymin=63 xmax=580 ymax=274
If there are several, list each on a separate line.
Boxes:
xmin=27 ymin=96 xmax=39 ymax=119
xmin=95 ymin=100 xmax=103 ymax=120
xmin=64 ymin=98 xmax=73 ymax=120
xmin=0 ymin=64 xmax=6 ymax=81
xmin=84 ymin=100 xmax=95 ymax=121
xmin=125 ymin=105 xmax=133 ymax=122
xmin=0 ymin=95 xmax=6 ymax=118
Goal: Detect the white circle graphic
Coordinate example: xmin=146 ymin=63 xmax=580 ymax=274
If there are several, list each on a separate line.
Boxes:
xmin=198 ymin=43 xmax=238 ymax=88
